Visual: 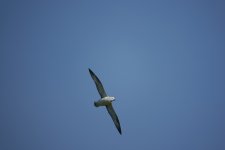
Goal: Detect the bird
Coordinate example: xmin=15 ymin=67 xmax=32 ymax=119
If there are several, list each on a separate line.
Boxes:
xmin=88 ymin=68 xmax=122 ymax=135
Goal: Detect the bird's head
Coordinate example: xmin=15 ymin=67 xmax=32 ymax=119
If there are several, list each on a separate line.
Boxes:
xmin=110 ymin=96 xmax=115 ymax=101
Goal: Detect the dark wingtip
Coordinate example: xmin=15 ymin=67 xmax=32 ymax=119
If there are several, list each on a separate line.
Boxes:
xmin=117 ymin=124 xmax=122 ymax=135
xmin=88 ymin=68 xmax=93 ymax=74
xmin=118 ymin=128 xmax=122 ymax=135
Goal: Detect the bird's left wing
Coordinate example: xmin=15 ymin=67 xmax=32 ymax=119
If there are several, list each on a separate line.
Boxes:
xmin=106 ymin=104 xmax=122 ymax=134
xmin=89 ymin=68 xmax=107 ymax=98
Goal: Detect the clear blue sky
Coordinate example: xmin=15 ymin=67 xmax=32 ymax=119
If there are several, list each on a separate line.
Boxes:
xmin=1 ymin=0 xmax=225 ymax=150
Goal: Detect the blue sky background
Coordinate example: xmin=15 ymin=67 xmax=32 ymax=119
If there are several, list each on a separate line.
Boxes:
xmin=1 ymin=0 xmax=225 ymax=150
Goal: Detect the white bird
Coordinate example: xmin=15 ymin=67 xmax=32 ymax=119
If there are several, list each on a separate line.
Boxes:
xmin=89 ymin=68 xmax=122 ymax=135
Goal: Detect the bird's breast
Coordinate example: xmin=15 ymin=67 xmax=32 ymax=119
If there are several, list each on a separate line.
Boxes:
xmin=95 ymin=99 xmax=111 ymax=107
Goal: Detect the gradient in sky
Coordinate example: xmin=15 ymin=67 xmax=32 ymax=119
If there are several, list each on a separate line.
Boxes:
xmin=1 ymin=1 xmax=225 ymax=150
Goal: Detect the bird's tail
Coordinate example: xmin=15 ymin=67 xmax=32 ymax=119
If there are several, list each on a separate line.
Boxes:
xmin=94 ymin=101 xmax=98 ymax=107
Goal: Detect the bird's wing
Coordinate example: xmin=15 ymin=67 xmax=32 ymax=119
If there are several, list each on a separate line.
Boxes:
xmin=106 ymin=104 xmax=122 ymax=134
xmin=89 ymin=68 xmax=107 ymax=98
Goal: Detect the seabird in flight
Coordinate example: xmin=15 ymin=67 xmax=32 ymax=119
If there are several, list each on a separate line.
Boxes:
xmin=89 ymin=68 xmax=122 ymax=135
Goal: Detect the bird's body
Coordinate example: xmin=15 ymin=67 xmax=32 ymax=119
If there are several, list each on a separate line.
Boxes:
xmin=89 ymin=68 xmax=122 ymax=135
xmin=94 ymin=96 xmax=115 ymax=107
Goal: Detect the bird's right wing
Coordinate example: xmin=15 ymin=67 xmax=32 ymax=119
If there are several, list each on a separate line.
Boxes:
xmin=106 ymin=104 xmax=122 ymax=134
xmin=89 ymin=68 xmax=107 ymax=98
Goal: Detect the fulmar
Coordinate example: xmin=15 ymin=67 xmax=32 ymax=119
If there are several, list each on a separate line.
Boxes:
xmin=89 ymin=68 xmax=122 ymax=135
